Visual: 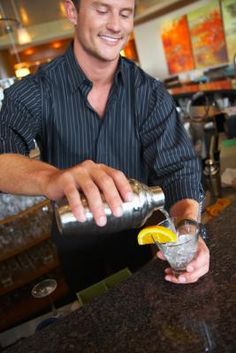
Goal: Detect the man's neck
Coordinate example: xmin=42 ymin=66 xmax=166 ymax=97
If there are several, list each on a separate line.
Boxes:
xmin=73 ymin=40 xmax=119 ymax=86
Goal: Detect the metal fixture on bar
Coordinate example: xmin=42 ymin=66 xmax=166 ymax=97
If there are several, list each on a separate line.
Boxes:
xmin=233 ymin=53 xmax=236 ymax=78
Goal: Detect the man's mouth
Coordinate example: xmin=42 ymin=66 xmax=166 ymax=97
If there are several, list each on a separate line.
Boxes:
xmin=98 ymin=34 xmax=122 ymax=44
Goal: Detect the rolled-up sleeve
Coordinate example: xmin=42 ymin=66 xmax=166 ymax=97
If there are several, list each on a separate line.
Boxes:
xmin=139 ymin=81 xmax=203 ymax=210
xmin=0 ymin=78 xmax=41 ymax=155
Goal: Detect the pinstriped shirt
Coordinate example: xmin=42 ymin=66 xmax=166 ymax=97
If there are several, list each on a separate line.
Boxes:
xmin=0 ymin=44 xmax=202 ymax=210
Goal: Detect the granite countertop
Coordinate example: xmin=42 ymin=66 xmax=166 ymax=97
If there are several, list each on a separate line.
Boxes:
xmin=4 ymin=201 xmax=236 ymax=353
xmin=0 ymin=194 xmax=45 ymax=221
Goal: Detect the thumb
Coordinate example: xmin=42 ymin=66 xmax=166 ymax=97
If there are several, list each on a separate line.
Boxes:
xmin=156 ymin=250 xmax=167 ymax=261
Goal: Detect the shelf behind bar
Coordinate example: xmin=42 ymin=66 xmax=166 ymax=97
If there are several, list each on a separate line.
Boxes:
xmin=0 ymin=259 xmax=59 ymax=296
xmin=0 ymin=232 xmax=51 ymax=262
xmin=168 ymin=79 xmax=236 ymax=97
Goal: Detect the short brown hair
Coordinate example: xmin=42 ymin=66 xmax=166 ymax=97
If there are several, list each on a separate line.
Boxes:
xmin=72 ymin=0 xmax=80 ymax=6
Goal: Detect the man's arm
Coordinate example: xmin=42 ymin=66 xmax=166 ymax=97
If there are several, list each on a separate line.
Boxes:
xmin=139 ymin=81 xmax=203 ymax=210
xmin=0 ymin=154 xmax=133 ymax=226
xmin=169 ymin=198 xmax=200 ymax=221
xmin=138 ymin=81 xmax=209 ymax=284
xmin=0 ymin=79 xmax=133 ymax=226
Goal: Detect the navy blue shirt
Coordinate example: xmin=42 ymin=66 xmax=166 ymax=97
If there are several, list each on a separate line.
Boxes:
xmin=0 ymin=44 xmax=202 ymax=210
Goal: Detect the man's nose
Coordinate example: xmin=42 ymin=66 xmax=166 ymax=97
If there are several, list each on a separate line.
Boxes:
xmin=106 ymin=12 xmax=121 ymax=32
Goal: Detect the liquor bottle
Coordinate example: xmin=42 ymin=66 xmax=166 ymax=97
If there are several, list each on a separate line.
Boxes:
xmin=54 ymin=179 xmax=165 ymax=236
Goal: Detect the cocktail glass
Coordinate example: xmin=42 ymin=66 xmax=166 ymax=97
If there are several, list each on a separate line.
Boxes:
xmin=157 ymin=218 xmax=199 ymax=277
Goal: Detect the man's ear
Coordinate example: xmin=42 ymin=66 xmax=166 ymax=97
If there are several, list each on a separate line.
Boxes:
xmin=64 ymin=0 xmax=78 ymax=26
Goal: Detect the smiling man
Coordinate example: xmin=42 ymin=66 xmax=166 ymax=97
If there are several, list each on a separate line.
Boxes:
xmin=70 ymin=0 xmax=134 ymax=62
xmin=0 ymin=0 xmax=209 ymax=294
xmin=66 ymin=0 xmax=135 ymax=118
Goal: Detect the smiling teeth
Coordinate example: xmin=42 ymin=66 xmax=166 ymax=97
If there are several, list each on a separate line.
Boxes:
xmin=100 ymin=36 xmax=120 ymax=42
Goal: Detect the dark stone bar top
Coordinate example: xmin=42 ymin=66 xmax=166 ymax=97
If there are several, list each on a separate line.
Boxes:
xmin=4 ymin=201 xmax=236 ymax=353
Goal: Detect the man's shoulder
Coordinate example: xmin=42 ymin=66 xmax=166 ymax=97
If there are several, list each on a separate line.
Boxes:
xmin=4 ymin=74 xmax=41 ymax=103
xmin=5 ymin=54 xmax=66 ymax=100
xmin=37 ymin=52 xmax=66 ymax=78
xmin=23 ymin=52 xmax=66 ymax=86
xmin=121 ymin=57 xmax=164 ymax=90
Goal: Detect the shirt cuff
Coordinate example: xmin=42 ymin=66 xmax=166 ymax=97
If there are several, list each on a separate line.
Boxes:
xmin=163 ymin=179 xmax=204 ymax=211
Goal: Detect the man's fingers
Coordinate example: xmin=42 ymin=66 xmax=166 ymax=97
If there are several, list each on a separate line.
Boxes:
xmin=73 ymin=173 xmax=108 ymax=227
xmin=164 ymin=264 xmax=209 ymax=284
xmin=156 ymin=250 xmax=166 ymax=261
xmin=72 ymin=162 xmax=126 ymax=226
xmin=186 ymin=237 xmax=210 ymax=271
xmin=163 ymin=237 xmax=210 ymax=284
xmin=104 ymin=166 xmax=133 ymax=202
xmin=64 ymin=185 xmax=86 ymax=223
xmin=53 ymin=161 xmax=133 ymax=226
xmin=91 ymin=170 xmax=124 ymax=218
xmin=81 ymin=162 xmax=132 ymax=219
xmin=82 ymin=182 xmax=108 ymax=227
xmin=185 ymin=265 xmax=209 ymax=283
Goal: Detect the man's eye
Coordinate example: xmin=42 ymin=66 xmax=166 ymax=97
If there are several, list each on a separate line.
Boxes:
xmin=121 ymin=12 xmax=131 ymax=19
xmin=97 ymin=9 xmax=107 ymax=15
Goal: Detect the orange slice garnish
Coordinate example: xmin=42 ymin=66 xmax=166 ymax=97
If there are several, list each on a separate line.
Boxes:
xmin=137 ymin=225 xmax=177 ymax=245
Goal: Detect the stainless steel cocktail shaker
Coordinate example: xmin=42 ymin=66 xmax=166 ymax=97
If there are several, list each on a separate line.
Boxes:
xmin=54 ymin=179 xmax=165 ymax=236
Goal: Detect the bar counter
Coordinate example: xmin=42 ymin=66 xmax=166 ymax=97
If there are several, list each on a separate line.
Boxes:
xmin=4 ymin=201 xmax=236 ymax=353
xmin=168 ymin=78 xmax=236 ymax=99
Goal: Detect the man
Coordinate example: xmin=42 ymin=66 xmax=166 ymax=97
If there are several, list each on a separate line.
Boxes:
xmin=0 ymin=0 xmax=209 ymax=292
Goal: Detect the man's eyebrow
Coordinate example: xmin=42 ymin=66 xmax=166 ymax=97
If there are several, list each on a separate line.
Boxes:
xmin=121 ymin=8 xmax=134 ymax=13
xmin=92 ymin=1 xmax=134 ymax=12
xmin=92 ymin=1 xmax=110 ymax=7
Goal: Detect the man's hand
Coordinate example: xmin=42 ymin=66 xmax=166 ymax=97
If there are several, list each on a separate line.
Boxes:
xmin=0 ymin=154 xmax=133 ymax=227
xmin=43 ymin=160 xmax=133 ymax=227
xmin=156 ymin=236 xmax=210 ymax=284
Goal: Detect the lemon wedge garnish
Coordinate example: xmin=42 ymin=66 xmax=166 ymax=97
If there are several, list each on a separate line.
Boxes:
xmin=137 ymin=225 xmax=177 ymax=245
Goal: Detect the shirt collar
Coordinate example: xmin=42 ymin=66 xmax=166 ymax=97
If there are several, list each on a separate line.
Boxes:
xmin=115 ymin=56 xmax=125 ymax=86
xmin=65 ymin=43 xmax=91 ymax=93
xmin=65 ymin=43 xmax=125 ymax=93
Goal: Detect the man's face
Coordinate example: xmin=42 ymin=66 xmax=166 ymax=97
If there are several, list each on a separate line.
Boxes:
xmin=74 ymin=0 xmax=135 ymax=62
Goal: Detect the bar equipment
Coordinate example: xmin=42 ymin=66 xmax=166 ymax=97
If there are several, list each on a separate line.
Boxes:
xmin=203 ymin=159 xmax=222 ymax=199
xmin=31 ymin=278 xmax=58 ymax=317
xmin=186 ymin=91 xmax=218 ymax=161
xmin=54 ymin=179 xmax=165 ymax=236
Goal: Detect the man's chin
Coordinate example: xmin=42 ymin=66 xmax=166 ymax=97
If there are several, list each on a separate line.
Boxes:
xmin=95 ymin=52 xmax=121 ymax=63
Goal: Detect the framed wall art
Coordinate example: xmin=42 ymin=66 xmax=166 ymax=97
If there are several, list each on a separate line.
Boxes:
xmin=221 ymin=0 xmax=236 ymax=62
xmin=161 ymin=15 xmax=195 ymax=75
xmin=188 ymin=0 xmax=228 ymax=68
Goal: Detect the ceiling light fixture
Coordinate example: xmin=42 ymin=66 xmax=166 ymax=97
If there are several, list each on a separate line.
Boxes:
xmin=16 ymin=24 xmax=31 ymax=45
xmin=10 ymin=0 xmax=31 ymax=45
xmin=14 ymin=62 xmax=30 ymax=79
xmin=0 ymin=1 xmax=31 ymax=79
xmin=0 ymin=18 xmax=30 ymax=78
xmin=0 ymin=17 xmax=21 ymax=61
xmin=0 ymin=17 xmax=31 ymax=45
